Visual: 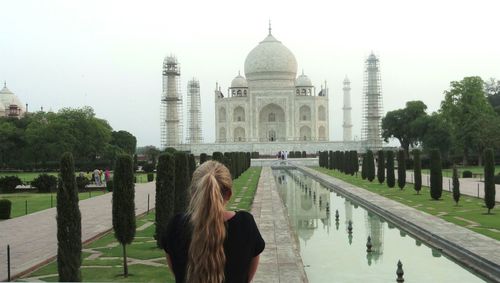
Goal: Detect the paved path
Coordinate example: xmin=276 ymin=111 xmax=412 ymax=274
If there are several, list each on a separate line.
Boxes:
xmin=402 ymin=171 xmax=500 ymax=201
xmin=302 ymin=166 xmax=500 ymax=282
xmin=251 ymin=167 xmax=308 ymax=283
xmin=0 ymin=182 xmax=156 ymax=281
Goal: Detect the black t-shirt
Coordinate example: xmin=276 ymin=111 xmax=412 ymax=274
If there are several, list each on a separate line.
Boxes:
xmin=163 ymin=211 xmax=265 ymax=283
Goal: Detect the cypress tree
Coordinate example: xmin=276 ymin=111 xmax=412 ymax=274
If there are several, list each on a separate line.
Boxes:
xmin=430 ymin=149 xmax=443 ymax=200
xmin=386 ymin=151 xmax=395 ymax=188
xmin=112 ymin=154 xmax=136 ymax=277
xmin=188 ymin=154 xmax=196 ymax=181
xmin=366 ymin=150 xmax=375 ymax=182
xmin=329 ymin=151 xmax=334 ymax=170
xmin=377 ymin=150 xmax=385 ymax=184
xmin=397 ymin=150 xmax=406 ymax=190
xmin=246 ymin=152 xmax=251 ymax=168
xmin=174 ymin=152 xmax=190 ymax=213
xmin=452 ymin=165 xmax=460 ymax=205
xmin=199 ymin=153 xmax=208 ymax=164
xmin=57 ymin=152 xmax=82 ymax=282
xmin=361 ymin=154 xmax=367 ymax=180
xmin=484 ymin=148 xmax=496 ymax=214
xmin=413 ymin=149 xmax=422 ymax=194
xmin=212 ymin=151 xmax=223 ymax=163
xmin=353 ymin=151 xmax=359 ymax=174
xmin=155 ymin=153 xmax=175 ymax=248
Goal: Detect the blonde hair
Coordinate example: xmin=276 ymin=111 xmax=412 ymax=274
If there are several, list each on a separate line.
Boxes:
xmin=186 ymin=160 xmax=233 ymax=283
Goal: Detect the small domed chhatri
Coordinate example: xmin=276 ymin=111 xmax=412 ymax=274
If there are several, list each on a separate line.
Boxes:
xmin=0 ymin=82 xmax=25 ymax=118
xmin=296 ymin=71 xmax=313 ymax=87
xmin=231 ymin=71 xmax=248 ymax=88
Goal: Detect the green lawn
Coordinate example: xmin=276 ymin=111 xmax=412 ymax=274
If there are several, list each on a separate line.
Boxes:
xmin=1 ymin=191 xmax=106 ymax=218
xmin=314 ymin=167 xmax=500 ymax=241
xmin=421 ymin=166 xmax=500 ymax=178
xmin=20 ymin=167 xmax=262 ymax=282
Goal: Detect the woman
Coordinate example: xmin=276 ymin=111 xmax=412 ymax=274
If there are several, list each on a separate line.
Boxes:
xmin=163 ymin=161 xmax=265 ymax=283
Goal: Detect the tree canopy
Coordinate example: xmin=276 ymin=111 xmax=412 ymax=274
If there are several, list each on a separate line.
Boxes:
xmin=0 ymin=106 xmax=136 ymax=170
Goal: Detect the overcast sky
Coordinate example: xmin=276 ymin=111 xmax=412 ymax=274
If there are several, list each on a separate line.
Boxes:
xmin=1 ymin=0 xmax=499 ymax=147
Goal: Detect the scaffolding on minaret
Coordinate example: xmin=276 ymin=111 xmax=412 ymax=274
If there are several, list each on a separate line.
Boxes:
xmin=342 ymin=76 xmax=353 ymax=141
xmin=187 ymin=78 xmax=203 ymax=144
xmin=362 ymin=52 xmax=383 ymax=150
xmin=161 ymin=55 xmax=183 ymax=149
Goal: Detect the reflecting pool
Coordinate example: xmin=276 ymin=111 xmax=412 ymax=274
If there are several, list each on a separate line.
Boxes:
xmin=274 ymin=169 xmax=487 ymax=282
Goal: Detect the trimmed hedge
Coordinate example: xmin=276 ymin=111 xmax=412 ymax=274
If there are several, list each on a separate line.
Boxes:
xmin=0 ymin=176 xmax=22 ymax=193
xmin=147 ymin=173 xmax=154 ymax=182
xmin=32 ymin=174 xmax=58 ymax=193
xmin=0 ymin=199 xmax=12 ymax=219
xmin=76 ymin=176 xmax=89 ymax=191
xmin=462 ymin=170 xmax=472 ymax=178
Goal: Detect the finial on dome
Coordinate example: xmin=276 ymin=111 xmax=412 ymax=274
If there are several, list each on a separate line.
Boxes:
xmin=268 ymin=19 xmax=272 ymax=35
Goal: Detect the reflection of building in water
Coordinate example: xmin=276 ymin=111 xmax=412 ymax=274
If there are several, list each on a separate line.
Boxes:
xmin=365 ymin=211 xmax=384 ymax=264
xmin=275 ymin=170 xmax=330 ymax=245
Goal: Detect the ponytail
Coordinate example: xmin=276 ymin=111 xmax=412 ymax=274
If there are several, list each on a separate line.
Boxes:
xmin=186 ymin=161 xmax=232 ymax=283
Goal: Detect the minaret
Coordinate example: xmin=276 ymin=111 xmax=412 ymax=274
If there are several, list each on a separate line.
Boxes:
xmin=342 ymin=76 xmax=353 ymax=141
xmin=161 ymin=55 xmax=183 ymax=148
xmin=362 ymin=52 xmax=383 ymax=150
xmin=187 ymin=78 xmax=202 ymax=144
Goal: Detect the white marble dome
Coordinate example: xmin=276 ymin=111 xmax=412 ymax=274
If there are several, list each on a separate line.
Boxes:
xmin=0 ymin=84 xmax=24 ymax=111
xmin=244 ymin=33 xmax=297 ymax=81
xmin=231 ymin=73 xmax=248 ymax=88
xmin=295 ymin=72 xmax=312 ymax=87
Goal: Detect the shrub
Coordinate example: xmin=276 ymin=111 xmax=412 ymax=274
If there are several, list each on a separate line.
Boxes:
xmin=430 ymin=149 xmax=443 ymax=200
xmin=495 ymin=173 xmax=500 ymax=185
xmin=386 ymin=151 xmax=395 ymax=188
xmin=361 ymin=154 xmax=367 ymax=180
xmin=212 ymin=152 xmax=223 ymax=163
xmin=397 ymin=150 xmax=406 ymax=190
xmin=142 ymin=163 xmax=155 ymax=173
xmin=76 ymin=176 xmax=89 ymax=191
xmin=377 ymin=150 xmax=385 ymax=184
xmin=0 ymin=176 xmax=22 ymax=193
xmin=32 ymin=174 xmax=58 ymax=193
xmin=329 ymin=151 xmax=334 ymax=170
xmin=147 ymin=173 xmax=154 ymax=182
xmin=188 ymin=154 xmax=196 ymax=181
xmin=106 ymin=180 xmax=114 ymax=192
xmin=462 ymin=170 xmax=473 ymax=178
xmin=0 ymin=199 xmax=12 ymax=219
xmin=302 ymin=151 xmax=307 ymax=158
xmin=484 ymin=149 xmax=496 ymax=214
xmin=57 ymin=152 xmax=82 ymax=281
xmin=251 ymin=152 xmax=259 ymax=158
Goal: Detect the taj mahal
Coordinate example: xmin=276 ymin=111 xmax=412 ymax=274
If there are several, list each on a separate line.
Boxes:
xmin=162 ymin=25 xmax=383 ymax=155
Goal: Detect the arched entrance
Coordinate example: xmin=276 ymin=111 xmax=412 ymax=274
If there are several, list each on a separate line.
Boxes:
xmin=259 ymin=103 xmax=286 ymax=142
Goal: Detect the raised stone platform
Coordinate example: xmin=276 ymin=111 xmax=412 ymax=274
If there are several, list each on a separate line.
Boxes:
xmin=251 ymin=167 xmax=308 ymax=283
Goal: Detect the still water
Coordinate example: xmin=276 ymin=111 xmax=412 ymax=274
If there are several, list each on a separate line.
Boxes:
xmin=273 ymin=169 xmax=486 ymax=283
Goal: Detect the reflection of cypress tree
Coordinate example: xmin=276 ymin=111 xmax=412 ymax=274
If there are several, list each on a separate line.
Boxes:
xmin=397 ymin=150 xmax=406 ymax=189
xmin=386 ymin=151 xmax=395 ymax=188
xmin=413 ymin=149 xmax=422 ymax=194
xmin=377 ymin=150 xmax=385 ymax=184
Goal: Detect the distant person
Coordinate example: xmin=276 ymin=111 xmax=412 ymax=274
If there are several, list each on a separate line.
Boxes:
xmin=105 ymin=168 xmax=111 ymax=183
xmin=93 ymin=168 xmax=100 ymax=186
xmin=164 ymin=161 xmax=265 ymax=283
xmin=284 ymin=151 xmax=288 ymax=160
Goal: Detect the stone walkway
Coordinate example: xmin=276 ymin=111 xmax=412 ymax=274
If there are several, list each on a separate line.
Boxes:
xmin=301 ymin=166 xmax=500 ymax=282
xmin=0 ymin=182 xmax=156 ymax=281
xmin=251 ymin=167 xmax=308 ymax=283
